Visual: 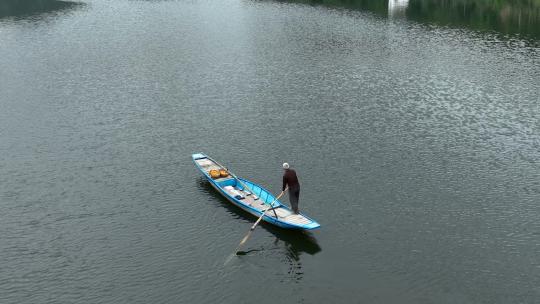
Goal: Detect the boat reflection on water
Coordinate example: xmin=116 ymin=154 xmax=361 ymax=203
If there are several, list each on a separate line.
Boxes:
xmin=269 ymin=228 xmax=320 ymax=282
xmin=196 ymin=178 xmax=322 ymax=259
xmin=233 ymin=220 xmax=320 ymax=282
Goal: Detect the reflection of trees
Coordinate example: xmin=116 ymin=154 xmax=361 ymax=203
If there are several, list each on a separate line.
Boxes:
xmin=0 ymin=0 xmax=80 ymax=18
xmin=271 ymin=0 xmax=540 ymax=38
xmin=406 ymin=0 xmax=540 ymax=37
xmin=274 ymin=0 xmax=389 ymax=15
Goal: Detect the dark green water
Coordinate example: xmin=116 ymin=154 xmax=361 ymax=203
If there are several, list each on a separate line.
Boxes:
xmin=1 ymin=0 xmax=539 ymax=303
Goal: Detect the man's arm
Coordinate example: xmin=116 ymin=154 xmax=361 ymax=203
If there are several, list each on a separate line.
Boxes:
xmin=282 ymin=175 xmax=287 ymax=191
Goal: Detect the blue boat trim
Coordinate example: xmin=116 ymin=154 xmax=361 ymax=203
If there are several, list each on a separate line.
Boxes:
xmin=192 ymin=152 xmax=320 ymax=230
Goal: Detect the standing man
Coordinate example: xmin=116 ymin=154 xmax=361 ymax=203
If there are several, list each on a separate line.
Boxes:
xmin=282 ymin=162 xmax=300 ymax=214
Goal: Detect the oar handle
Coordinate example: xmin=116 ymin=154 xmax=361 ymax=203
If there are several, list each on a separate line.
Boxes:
xmin=234 ymin=189 xmax=287 ymax=255
xmin=250 ymin=188 xmax=286 ymax=229
xmin=268 ymin=187 xmax=287 ymax=208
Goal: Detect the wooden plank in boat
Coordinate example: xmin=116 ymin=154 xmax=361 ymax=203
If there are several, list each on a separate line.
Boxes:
xmin=274 ymin=208 xmax=292 ymax=218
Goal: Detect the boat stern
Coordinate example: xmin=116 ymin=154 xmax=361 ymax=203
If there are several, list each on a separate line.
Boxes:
xmin=192 ymin=153 xmax=207 ymax=160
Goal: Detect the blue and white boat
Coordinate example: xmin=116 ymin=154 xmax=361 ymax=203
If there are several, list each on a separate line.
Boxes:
xmin=192 ymin=153 xmax=320 ymax=230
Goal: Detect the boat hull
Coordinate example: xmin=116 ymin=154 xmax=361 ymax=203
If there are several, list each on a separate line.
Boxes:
xmin=192 ymin=153 xmax=320 ymax=230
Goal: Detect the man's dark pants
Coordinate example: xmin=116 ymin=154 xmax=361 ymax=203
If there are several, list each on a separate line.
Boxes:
xmin=289 ymin=187 xmax=300 ymax=214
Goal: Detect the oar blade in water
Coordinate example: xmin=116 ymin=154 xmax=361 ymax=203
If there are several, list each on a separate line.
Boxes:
xmin=235 ymin=230 xmax=253 ymax=255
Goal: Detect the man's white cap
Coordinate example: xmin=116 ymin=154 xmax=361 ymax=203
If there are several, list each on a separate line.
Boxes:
xmin=282 ymin=162 xmax=289 ymax=169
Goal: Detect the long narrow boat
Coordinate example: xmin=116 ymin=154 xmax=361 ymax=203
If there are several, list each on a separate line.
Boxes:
xmin=192 ymin=153 xmax=320 ymax=230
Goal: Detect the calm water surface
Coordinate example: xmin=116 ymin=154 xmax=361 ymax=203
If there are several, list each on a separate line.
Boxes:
xmin=0 ymin=0 xmax=539 ymax=303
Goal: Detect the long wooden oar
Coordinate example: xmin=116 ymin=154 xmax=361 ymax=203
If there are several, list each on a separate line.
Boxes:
xmin=207 ymin=156 xmax=279 ymax=218
xmin=233 ymin=188 xmax=287 ymax=255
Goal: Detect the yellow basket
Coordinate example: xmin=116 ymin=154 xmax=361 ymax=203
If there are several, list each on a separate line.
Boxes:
xmin=209 ymin=169 xmax=221 ymax=179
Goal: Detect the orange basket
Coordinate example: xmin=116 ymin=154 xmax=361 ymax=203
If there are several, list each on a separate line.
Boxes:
xmin=209 ymin=169 xmax=221 ymax=179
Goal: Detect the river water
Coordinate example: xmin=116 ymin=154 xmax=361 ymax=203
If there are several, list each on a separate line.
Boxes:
xmin=1 ymin=0 xmax=539 ymax=303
